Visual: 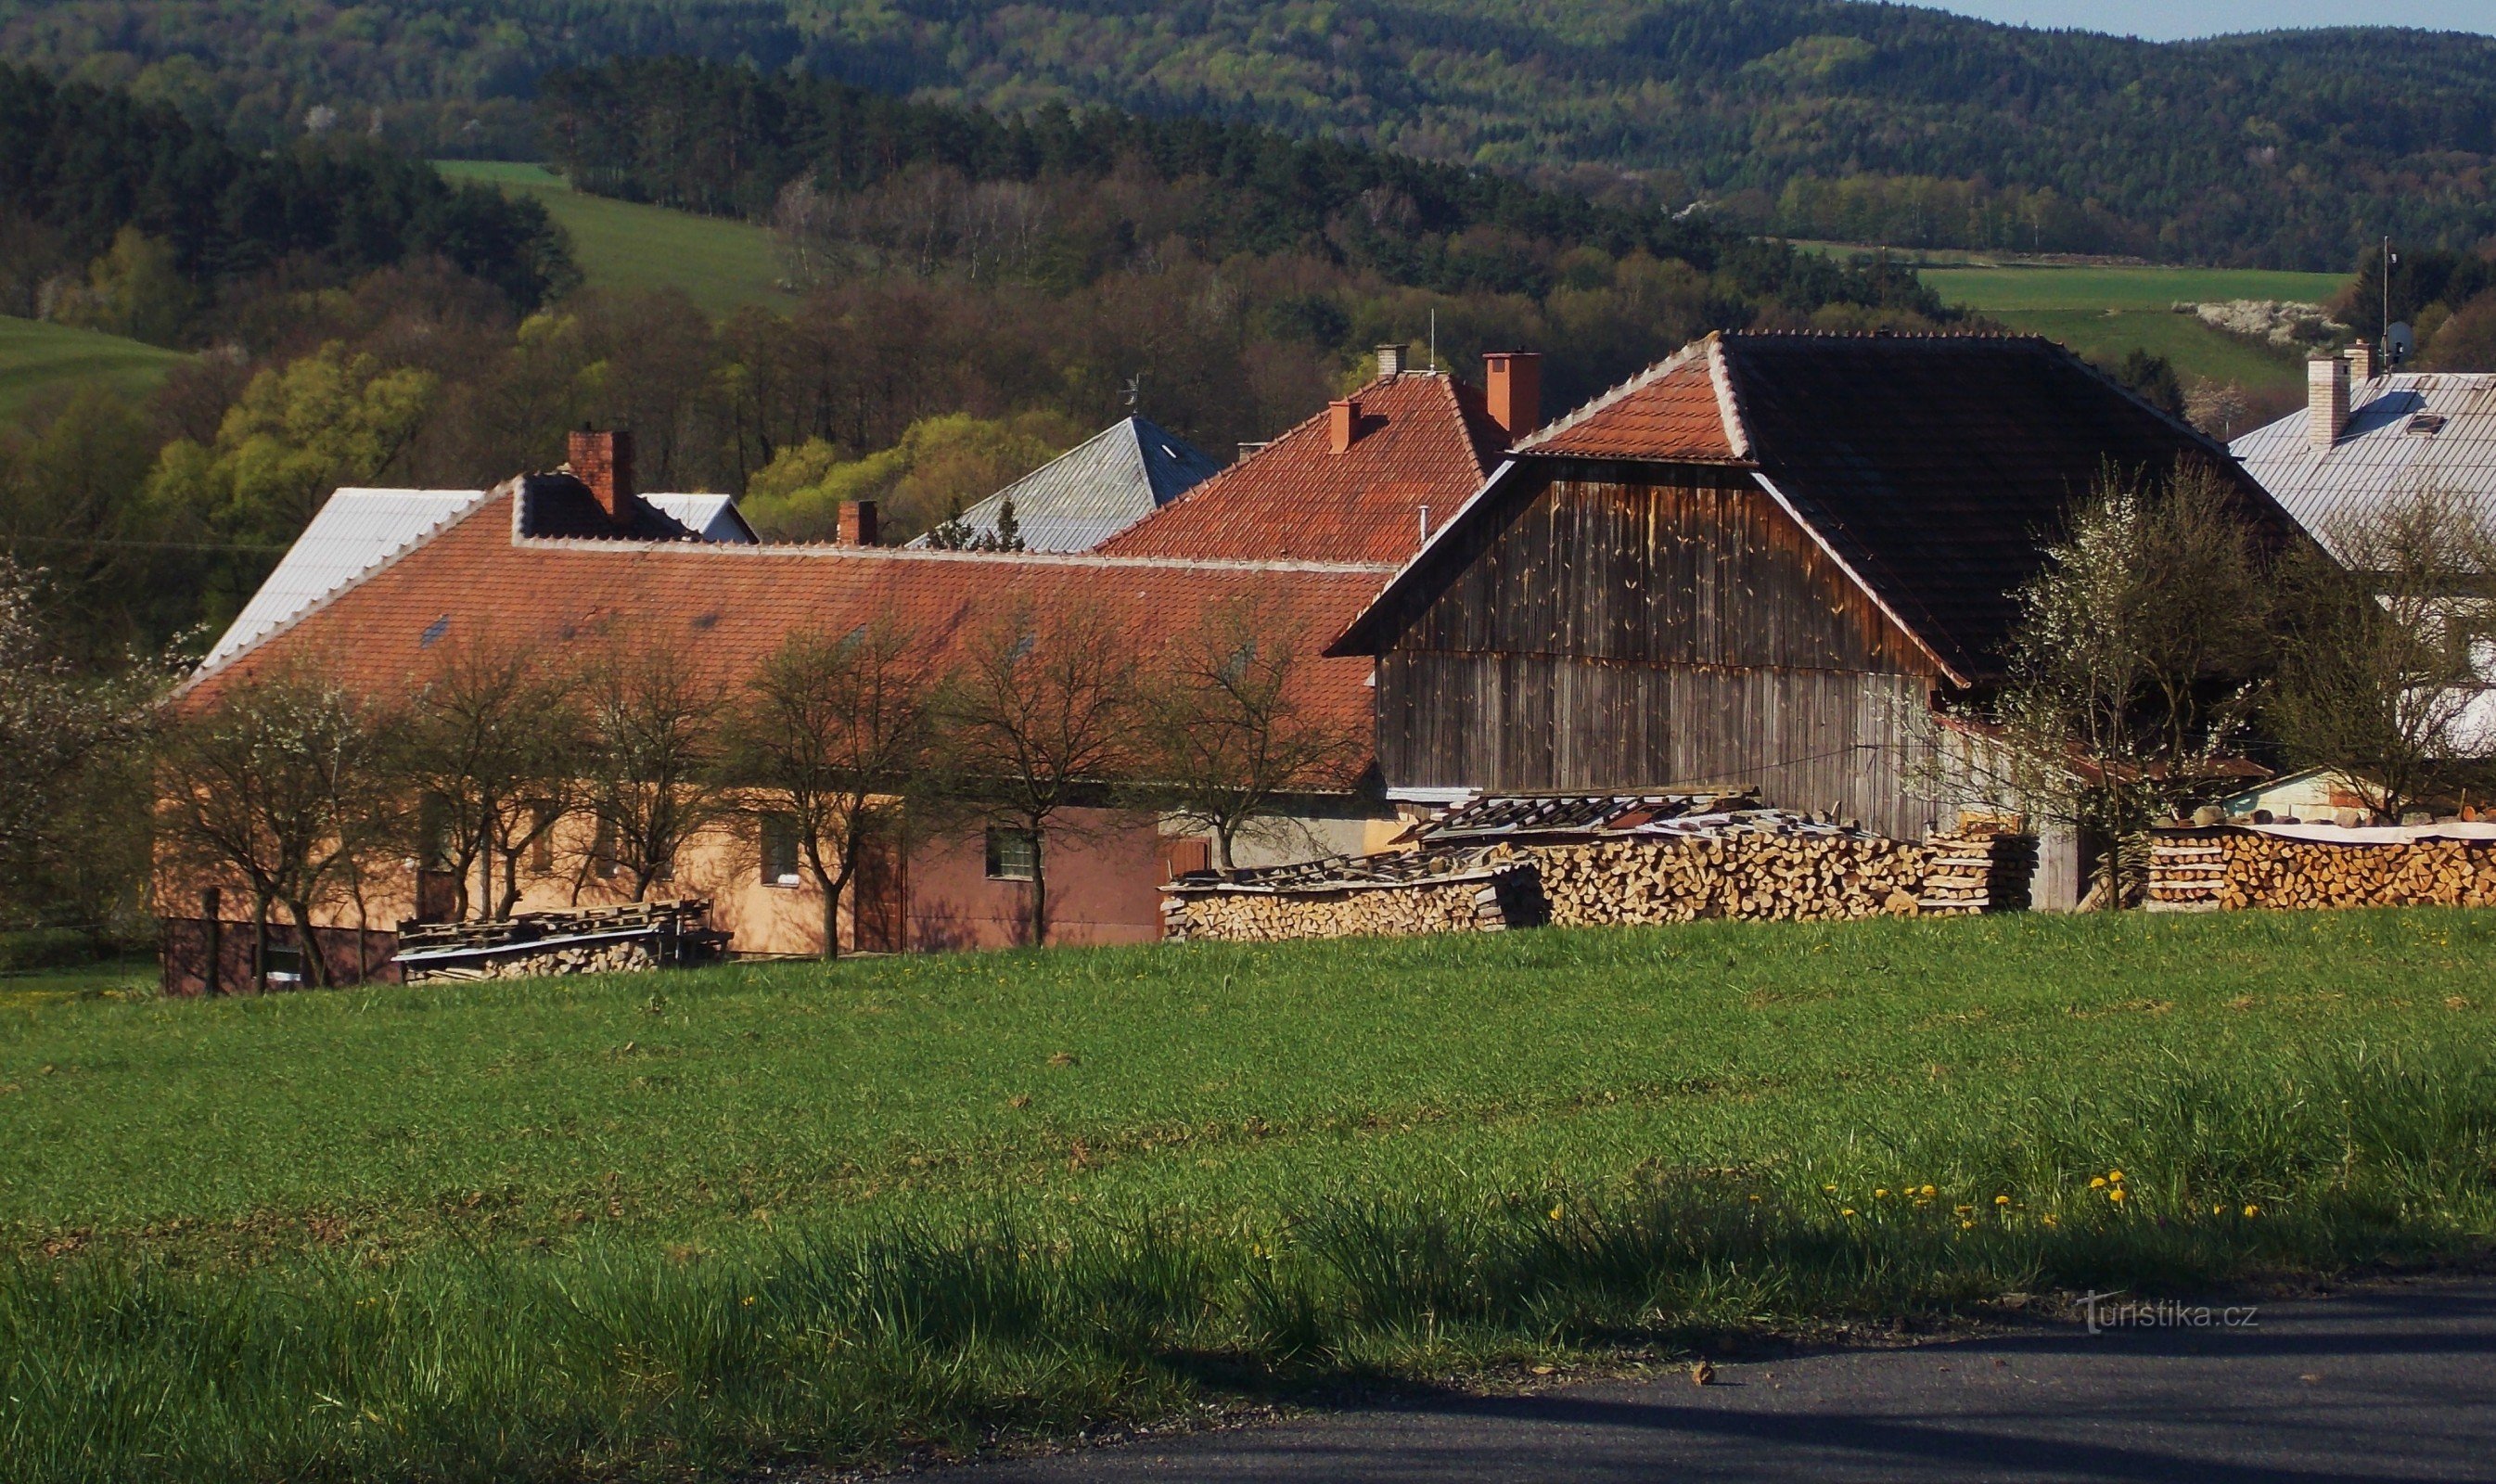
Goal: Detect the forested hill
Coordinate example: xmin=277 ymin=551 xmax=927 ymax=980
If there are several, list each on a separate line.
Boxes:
xmin=8 ymin=0 xmax=2496 ymax=268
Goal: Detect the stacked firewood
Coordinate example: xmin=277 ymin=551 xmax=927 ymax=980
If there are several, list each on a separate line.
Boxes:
xmin=406 ymin=939 xmax=660 ymax=983
xmin=1162 ymin=864 xmax=1533 ymax=942
xmin=1163 ymin=821 xmax=2034 ymax=942
xmin=2150 ymin=829 xmax=2496 ymax=912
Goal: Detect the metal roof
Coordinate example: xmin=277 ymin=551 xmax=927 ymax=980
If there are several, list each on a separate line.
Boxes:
xmin=644 ymin=493 xmax=758 ymax=544
xmin=200 ymin=488 xmax=487 ymax=671
xmin=2232 ymin=374 xmax=2496 ymax=558
xmin=908 ymin=416 xmax=1222 ymax=552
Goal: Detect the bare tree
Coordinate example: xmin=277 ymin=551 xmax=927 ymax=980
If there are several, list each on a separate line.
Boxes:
xmin=1144 ymin=595 xmax=1363 ymax=868
xmin=946 ymin=599 xmax=1138 ymax=945
xmin=156 ymin=661 xmax=395 ymax=990
xmin=2270 ymin=484 xmax=2496 ymax=821
xmin=394 ymin=635 xmax=582 ymax=919
xmin=578 ymin=642 xmax=731 ymax=900
xmin=1948 ymin=462 xmax=2275 ymax=906
xmin=724 ymin=618 xmax=942 ymax=959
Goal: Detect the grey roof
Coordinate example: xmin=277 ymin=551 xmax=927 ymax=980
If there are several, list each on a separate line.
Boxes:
xmin=906 ymin=416 xmax=1222 ymax=552
xmin=644 ymin=493 xmax=758 ymax=544
xmin=2233 ymin=373 xmax=2496 ymax=557
xmin=202 ymin=488 xmax=488 ymax=670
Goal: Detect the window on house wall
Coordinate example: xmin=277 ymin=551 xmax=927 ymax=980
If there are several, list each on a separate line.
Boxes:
xmin=985 ymin=826 xmax=1039 ymax=881
xmin=761 ymin=813 xmax=803 ymax=887
xmin=529 ymin=805 xmax=558 ymax=874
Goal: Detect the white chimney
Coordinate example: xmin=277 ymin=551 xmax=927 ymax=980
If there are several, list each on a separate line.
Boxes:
xmin=2308 ymin=355 xmax=2350 ymax=451
xmin=2345 ymin=339 xmax=2377 ymax=382
xmin=1375 ymin=343 xmax=1405 ymax=377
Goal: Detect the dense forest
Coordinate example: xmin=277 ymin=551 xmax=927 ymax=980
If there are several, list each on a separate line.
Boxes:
xmin=7 ymin=0 xmax=2496 ymax=266
xmin=0 ymin=64 xmax=574 ymax=339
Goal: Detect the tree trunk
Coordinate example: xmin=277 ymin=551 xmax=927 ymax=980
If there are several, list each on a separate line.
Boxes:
xmin=1217 ymin=825 xmax=1237 ymax=870
xmin=1030 ymin=830 xmax=1049 ymax=947
xmin=283 ymin=897 xmax=330 ymax=989
xmin=251 ymin=893 xmax=271 ymax=994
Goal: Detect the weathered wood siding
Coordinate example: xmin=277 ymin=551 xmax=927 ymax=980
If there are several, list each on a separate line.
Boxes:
xmin=1376 ymin=465 xmax=1949 ymax=839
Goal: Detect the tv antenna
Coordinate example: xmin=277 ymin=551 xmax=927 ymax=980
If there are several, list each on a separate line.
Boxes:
xmin=1122 ymin=373 xmax=1142 ymax=410
xmin=1429 ymin=309 xmax=1438 ymax=373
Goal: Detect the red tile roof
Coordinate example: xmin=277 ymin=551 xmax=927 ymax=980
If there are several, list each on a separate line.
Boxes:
xmin=1098 ymin=372 xmax=1508 ymax=564
xmin=186 ymin=494 xmax=1392 ymax=783
xmin=1518 ymin=340 xmax=1746 ymax=464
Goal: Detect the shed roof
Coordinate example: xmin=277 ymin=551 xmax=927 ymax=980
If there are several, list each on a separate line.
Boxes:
xmin=1097 ymin=372 xmax=1509 ymax=564
xmin=2231 ymin=373 xmax=2496 ymax=557
xmin=1338 ymin=333 xmax=2299 ymax=683
xmin=906 ymin=416 xmax=1222 ymax=552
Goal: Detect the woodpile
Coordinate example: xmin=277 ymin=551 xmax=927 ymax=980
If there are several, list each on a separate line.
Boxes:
xmin=392 ymin=899 xmax=726 ymax=981
xmin=1163 ymin=808 xmax=2035 ymax=944
xmin=2150 ymin=827 xmax=2496 ymax=913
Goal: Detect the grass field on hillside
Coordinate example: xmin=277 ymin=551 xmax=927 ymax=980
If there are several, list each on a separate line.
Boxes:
xmin=6 ymin=910 xmax=2494 ymax=1480
xmin=1919 ymin=265 xmax=2348 ymax=313
xmin=0 ymin=314 xmax=187 ymax=425
xmin=434 ymin=160 xmax=795 ymax=315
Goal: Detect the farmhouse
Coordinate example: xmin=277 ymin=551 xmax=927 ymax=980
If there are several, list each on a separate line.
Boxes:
xmin=903 ymin=414 xmax=1223 ymax=552
xmin=1328 ymin=333 xmax=2304 ymax=879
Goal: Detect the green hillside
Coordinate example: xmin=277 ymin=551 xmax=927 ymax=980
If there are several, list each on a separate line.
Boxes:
xmin=0 ymin=314 xmax=186 ymax=424
xmin=12 ymin=1 xmax=2496 ymax=264
xmin=430 ymin=160 xmax=792 ymax=315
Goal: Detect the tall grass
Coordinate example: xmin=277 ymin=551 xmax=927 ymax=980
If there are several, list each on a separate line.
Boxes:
xmin=7 ymin=1039 xmax=2490 ymax=1483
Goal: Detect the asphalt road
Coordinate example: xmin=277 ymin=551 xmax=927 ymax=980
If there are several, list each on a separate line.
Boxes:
xmin=952 ymin=1278 xmax=2496 ymax=1482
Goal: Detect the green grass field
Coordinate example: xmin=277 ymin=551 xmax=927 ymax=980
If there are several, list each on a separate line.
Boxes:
xmin=1911 ymin=263 xmax=2351 ymax=397
xmin=6 ymin=910 xmax=2492 ymax=1480
xmin=434 ymin=160 xmax=796 ymax=316
xmin=0 ymin=314 xmax=187 ymax=425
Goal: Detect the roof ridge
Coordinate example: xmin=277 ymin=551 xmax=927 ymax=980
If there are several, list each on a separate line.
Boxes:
xmin=512 ymin=533 xmax=1397 ymax=574
xmin=1704 ymin=335 xmax=1753 ymax=461
xmin=1516 ymin=337 xmax=1713 ymax=452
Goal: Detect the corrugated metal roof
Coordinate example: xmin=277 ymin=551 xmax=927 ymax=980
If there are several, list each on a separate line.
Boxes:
xmin=644 ymin=493 xmax=758 ymax=544
xmin=200 ymin=488 xmax=487 ymax=670
xmin=907 ymin=416 xmax=1222 ymax=552
xmin=2232 ymin=374 xmax=2496 ymax=556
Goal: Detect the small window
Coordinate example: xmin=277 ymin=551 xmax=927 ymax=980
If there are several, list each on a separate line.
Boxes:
xmin=261 ymin=945 xmax=304 ymax=985
xmin=985 ymin=827 xmax=1039 ymax=881
xmin=761 ymin=813 xmax=804 ymax=887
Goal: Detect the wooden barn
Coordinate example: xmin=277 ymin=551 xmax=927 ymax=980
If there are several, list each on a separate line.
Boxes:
xmin=1330 ymin=332 xmax=2303 ymax=854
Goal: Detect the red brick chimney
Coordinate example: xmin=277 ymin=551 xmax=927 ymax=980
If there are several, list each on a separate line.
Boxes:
xmin=1483 ymin=352 xmax=1542 ymax=442
xmin=838 ymin=499 xmax=878 ymax=546
xmin=567 ymin=429 xmax=634 ymax=526
xmin=1328 ymin=398 xmax=1359 ymax=454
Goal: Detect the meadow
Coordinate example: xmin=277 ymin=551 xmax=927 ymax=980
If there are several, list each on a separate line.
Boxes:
xmin=0 ymin=313 xmax=187 ymax=426
xmin=4 ymin=909 xmax=2492 ymax=1480
xmin=432 ymin=161 xmax=796 ymax=316
xmin=1919 ymin=262 xmax=2350 ymax=398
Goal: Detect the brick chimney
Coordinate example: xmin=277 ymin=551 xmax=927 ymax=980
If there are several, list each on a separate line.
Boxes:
xmin=2345 ymin=339 xmax=2377 ymax=382
xmin=2308 ymin=355 xmax=2350 ymax=451
xmin=1375 ymin=342 xmax=1406 ymax=377
xmin=837 ymin=499 xmax=878 ymax=546
xmin=1483 ymin=352 xmax=1542 ymax=442
xmin=567 ymin=429 xmax=634 ymax=526
xmin=1328 ymin=398 xmax=1359 ymax=454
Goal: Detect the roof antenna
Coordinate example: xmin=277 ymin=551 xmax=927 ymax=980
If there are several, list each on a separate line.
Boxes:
xmin=1429 ymin=309 xmax=1438 ymax=374
xmin=1122 ymin=373 xmax=1142 ymax=411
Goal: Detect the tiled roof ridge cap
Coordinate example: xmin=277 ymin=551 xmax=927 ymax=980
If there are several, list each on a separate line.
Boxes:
xmin=1719 ymin=329 xmax=2057 ymax=341
xmin=509 ymin=533 xmax=1395 ymax=573
xmin=181 ymin=487 xmax=504 ymax=696
xmin=1704 ymin=335 xmax=1753 ymax=461
xmin=1515 ymin=336 xmax=1714 ymax=452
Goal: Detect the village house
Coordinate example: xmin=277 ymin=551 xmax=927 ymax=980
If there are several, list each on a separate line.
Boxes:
xmin=903 ymin=414 xmax=1223 ymax=553
xmin=1326 ymin=332 xmax=2307 ymax=907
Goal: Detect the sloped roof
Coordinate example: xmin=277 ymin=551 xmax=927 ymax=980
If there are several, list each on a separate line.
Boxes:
xmin=1337 ymin=333 xmax=2301 ymax=684
xmin=513 ymin=473 xmax=701 ymax=541
xmin=186 ymin=492 xmax=1392 ymax=785
xmin=906 ymin=416 xmax=1222 ymax=552
xmin=1097 ymin=372 xmax=1509 ymax=564
xmin=644 ymin=493 xmax=759 ymax=544
xmin=200 ymin=488 xmax=488 ymax=671
xmin=2232 ymin=373 xmax=2496 ymax=558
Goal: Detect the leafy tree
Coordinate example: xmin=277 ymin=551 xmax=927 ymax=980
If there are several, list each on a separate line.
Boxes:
xmin=156 ymin=659 xmax=396 ymax=990
xmin=577 ymin=641 xmax=731 ymax=902
xmin=1974 ymin=463 xmax=2276 ymax=906
xmin=723 ymin=618 xmax=943 ymax=959
xmin=740 ymin=412 xmax=1080 ymax=543
xmin=47 ymin=226 xmax=198 ymax=345
xmin=392 ymin=634 xmax=581 ymax=921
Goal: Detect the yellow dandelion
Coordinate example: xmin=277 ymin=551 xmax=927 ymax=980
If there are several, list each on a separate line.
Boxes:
xmin=1747 ymin=1194 xmax=1762 ymax=1203
xmin=741 ymin=1296 xmax=755 ymax=1306
xmin=2089 ymin=1176 xmax=2108 ymax=1189
xmin=1955 ymin=1204 xmax=1975 ymax=1215
xmin=1920 ymin=1184 xmax=1938 ymax=1198
xmin=2244 ymin=1204 xmax=2260 ymax=1218
xmin=2213 ymin=1204 xmax=2226 ymax=1216
xmin=1841 ymin=1208 xmax=1858 ymax=1217
xmin=1548 ymin=1203 xmax=1565 ymax=1222
xmin=1874 ymin=1188 xmax=1890 ymax=1199
xmin=1824 ymin=1183 xmax=1839 ymax=1194
xmin=2107 ymin=1187 xmax=2127 ymax=1204
xmin=2041 ymin=1214 xmax=2059 ymax=1227
xmin=1994 ymin=1194 xmax=2012 ymax=1206
xmin=2107 ymin=1170 xmax=2125 ymax=1183
xmin=1959 ymin=1220 xmax=1976 ymax=1230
